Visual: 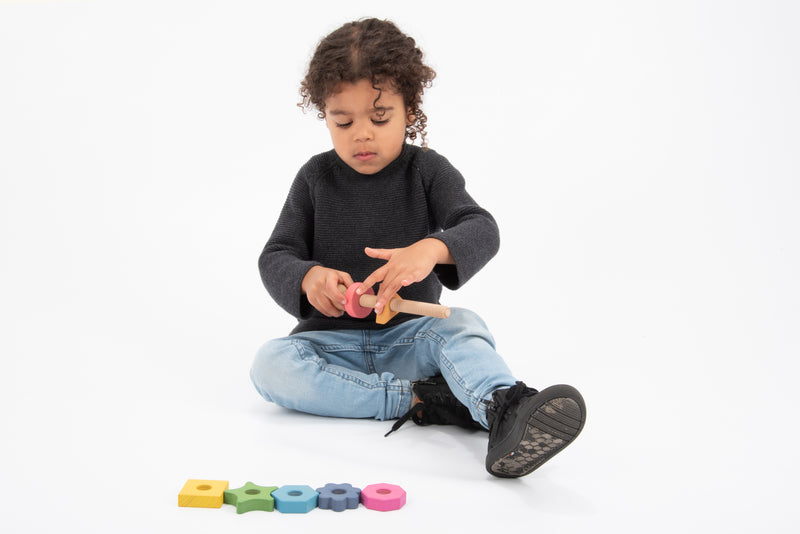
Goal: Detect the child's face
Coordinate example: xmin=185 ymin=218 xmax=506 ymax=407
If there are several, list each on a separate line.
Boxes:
xmin=324 ymin=79 xmax=410 ymax=175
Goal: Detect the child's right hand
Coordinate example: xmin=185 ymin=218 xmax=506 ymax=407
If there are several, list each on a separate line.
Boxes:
xmin=301 ymin=265 xmax=354 ymax=317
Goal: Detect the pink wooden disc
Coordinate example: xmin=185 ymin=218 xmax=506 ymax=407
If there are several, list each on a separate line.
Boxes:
xmin=344 ymin=283 xmax=374 ymax=318
xmin=360 ymin=483 xmax=406 ymax=511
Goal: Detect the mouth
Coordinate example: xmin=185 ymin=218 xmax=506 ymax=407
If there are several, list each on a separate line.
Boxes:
xmin=355 ymin=151 xmax=376 ymax=162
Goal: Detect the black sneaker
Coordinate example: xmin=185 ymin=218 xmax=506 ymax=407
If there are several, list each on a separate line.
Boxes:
xmin=385 ymin=375 xmax=485 ymax=437
xmin=486 ymin=382 xmax=585 ymax=478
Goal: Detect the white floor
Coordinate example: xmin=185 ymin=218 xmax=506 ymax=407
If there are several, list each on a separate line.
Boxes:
xmin=1 ymin=1 xmax=798 ymax=532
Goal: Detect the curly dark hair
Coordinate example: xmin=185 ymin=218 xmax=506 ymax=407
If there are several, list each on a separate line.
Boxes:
xmin=299 ymin=18 xmax=436 ymax=146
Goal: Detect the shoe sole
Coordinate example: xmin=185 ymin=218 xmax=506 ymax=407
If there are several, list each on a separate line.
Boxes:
xmin=486 ymin=384 xmax=586 ymax=478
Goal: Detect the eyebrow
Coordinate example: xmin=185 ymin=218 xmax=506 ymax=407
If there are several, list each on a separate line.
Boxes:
xmin=328 ymin=106 xmax=395 ymax=116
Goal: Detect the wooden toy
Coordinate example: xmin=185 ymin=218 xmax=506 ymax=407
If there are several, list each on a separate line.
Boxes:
xmin=223 ymin=482 xmax=279 ymax=513
xmin=375 ymin=294 xmax=402 ymax=324
xmin=179 ymin=480 xmax=406 ymax=514
xmin=344 ymin=283 xmax=374 ymax=318
xmin=360 ymin=483 xmax=406 ymax=511
xmin=178 ymin=479 xmax=229 ymax=508
xmin=339 ymin=283 xmax=450 ymax=323
xmin=271 ymin=485 xmax=319 ymax=514
xmin=316 ymin=483 xmax=361 ymax=512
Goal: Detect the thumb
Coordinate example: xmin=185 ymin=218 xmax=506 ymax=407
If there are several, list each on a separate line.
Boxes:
xmin=364 ymin=247 xmax=394 ymax=260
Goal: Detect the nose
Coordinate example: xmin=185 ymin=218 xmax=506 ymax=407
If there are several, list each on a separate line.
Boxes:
xmin=354 ymin=121 xmax=373 ymax=142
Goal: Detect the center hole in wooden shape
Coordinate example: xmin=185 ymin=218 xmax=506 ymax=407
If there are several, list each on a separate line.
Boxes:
xmin=288 ymin=491 xmax=303 ymax=497
xmin=376 ymin=489 xmax=391 ymax=495
xmin=332 ymin=489 xmax=346 ymax=494
xmin=245 ymin=489 xmax=260 ymax=495
xmin=196 ymin=485 xmax=212 ymax=491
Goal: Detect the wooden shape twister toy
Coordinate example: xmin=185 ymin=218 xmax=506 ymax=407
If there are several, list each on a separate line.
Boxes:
xmin=271 ymin=485 xmax=319 ymax=514
xmin=360 ymin=483 xmax=407 ymax=511
xmin=178 ymin=479 xmax=229 ymax=508
xmin=179 ymin=479 xmax=406 ymax=514
xmin=344 ymin=283 xmax=374 ymax=318
xmin=339 ymin=283 xmax=450 ymax=324
xmin=316 ymin=483 xmax=361 ymax=512
xmin=223 ymin=482 xmax=279 ymax=513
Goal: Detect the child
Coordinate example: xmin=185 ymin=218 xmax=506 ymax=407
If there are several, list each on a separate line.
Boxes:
xmin=251 ymin=18 xmax=586 ymax=478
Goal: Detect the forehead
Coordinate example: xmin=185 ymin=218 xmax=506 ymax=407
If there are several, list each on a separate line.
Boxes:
xmin=325 ymin=79 xmax=404 ymax=113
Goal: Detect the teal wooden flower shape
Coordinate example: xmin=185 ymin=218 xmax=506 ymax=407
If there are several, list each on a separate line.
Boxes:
xmin=316 ymin=483 xmax=361 ymax=512
xmin=223 ymin=482 xmax=278 ymax=513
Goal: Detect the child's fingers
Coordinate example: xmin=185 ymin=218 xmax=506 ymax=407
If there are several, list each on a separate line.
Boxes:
xmin=326 ymin=277 xmax=347 ymax=308
xmin=364 ymin=247 xmax=394 ymax=260
xmin=359 ymin=248 xmax=391 ymax=295
xmin=308 ymin=293 xmax=343 ymax=317
xmin=358 ymin=265 xmax=386 ymax=296
xmin=374 ymin=278 xmax=406 ymax=313
xmin=365 ymin=270 xmax=420 ymax=313
xmin=374 ymin=267 xmax=415 ymax=312
xmin=306 ymin=268 xmax=355 ymax=317
xmin=339 ymin=271 xmax=355 ymax=288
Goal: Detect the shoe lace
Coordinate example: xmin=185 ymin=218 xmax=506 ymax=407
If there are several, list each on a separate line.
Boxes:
xmin=384 ymin=402 xmax=426 ymax=437
xmin=488 ymin=381 xmax=534 ymax=442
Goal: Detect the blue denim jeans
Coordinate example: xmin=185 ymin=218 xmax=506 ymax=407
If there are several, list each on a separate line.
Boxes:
xmin=250 ymin=308 xmax=517 ymax=429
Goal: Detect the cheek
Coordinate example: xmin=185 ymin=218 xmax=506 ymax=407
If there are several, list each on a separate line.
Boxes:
xmin=396 ymin=121 xmax=409 ymax=140
xmin=386 ymin=119 xmax=407 ymax=138
xmin=325 ymin=124 xmax=345 ymax=144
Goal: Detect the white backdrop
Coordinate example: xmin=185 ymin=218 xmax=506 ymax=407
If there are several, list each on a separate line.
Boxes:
xmin=1 ymin=1 xmax=798 ymax=532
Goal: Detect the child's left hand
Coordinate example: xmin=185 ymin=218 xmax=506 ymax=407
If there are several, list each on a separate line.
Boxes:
xmin=358 ymin=238 xmax=454 ymax=314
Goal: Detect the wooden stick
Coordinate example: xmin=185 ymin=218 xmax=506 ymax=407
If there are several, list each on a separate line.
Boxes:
xmin=338 ymin=284 xmax=450 ymax=319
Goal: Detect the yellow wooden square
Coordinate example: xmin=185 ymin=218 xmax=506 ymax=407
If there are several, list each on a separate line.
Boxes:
xmin=178 ymin=479 xmax=229 ymax=508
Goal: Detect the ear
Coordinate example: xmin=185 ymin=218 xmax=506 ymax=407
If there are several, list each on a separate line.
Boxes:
xmin=406 ymin=108 xmax=415 ymax=126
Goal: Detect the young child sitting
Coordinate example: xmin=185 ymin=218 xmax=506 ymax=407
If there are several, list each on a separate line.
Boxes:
xmin=251 ymin=17 xmax=586 ymax=478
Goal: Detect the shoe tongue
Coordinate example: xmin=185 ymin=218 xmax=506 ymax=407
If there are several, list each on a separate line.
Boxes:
xmin=489 ymin=383 xmax=536 ymax=429
xmin=497 ymin=382 xmax=531 ymax=404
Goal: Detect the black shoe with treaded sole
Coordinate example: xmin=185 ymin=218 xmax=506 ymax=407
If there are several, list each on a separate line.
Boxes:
xmin=486 ymin=382 xmax=585 ymax=478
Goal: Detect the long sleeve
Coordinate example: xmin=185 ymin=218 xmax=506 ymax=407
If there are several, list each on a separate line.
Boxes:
xmin=419 ymin=152 xmax=500 ymax=290
xmin=258 ymin=167 xmax=319 ymax=319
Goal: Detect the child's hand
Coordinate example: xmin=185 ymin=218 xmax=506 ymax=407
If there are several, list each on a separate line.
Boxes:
xmin=301 ymin=266 xmax=354 ymax=317
xmin=359 ymin=238 xmax=453 ymax=314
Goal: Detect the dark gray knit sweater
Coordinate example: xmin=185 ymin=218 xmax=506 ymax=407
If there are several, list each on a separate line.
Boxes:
xmin=259 ymin=143 xmax=500 ymax=334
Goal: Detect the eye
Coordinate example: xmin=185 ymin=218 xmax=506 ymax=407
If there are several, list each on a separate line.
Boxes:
xmin=335 ymin=121 xmax=353 ymax=129
xmin=372 ymin=118 xmax=390 ymax=125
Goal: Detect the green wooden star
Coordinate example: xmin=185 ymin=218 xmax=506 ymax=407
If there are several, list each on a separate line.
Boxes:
xmin=223 ymin=482 xmax=279 ymax=513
